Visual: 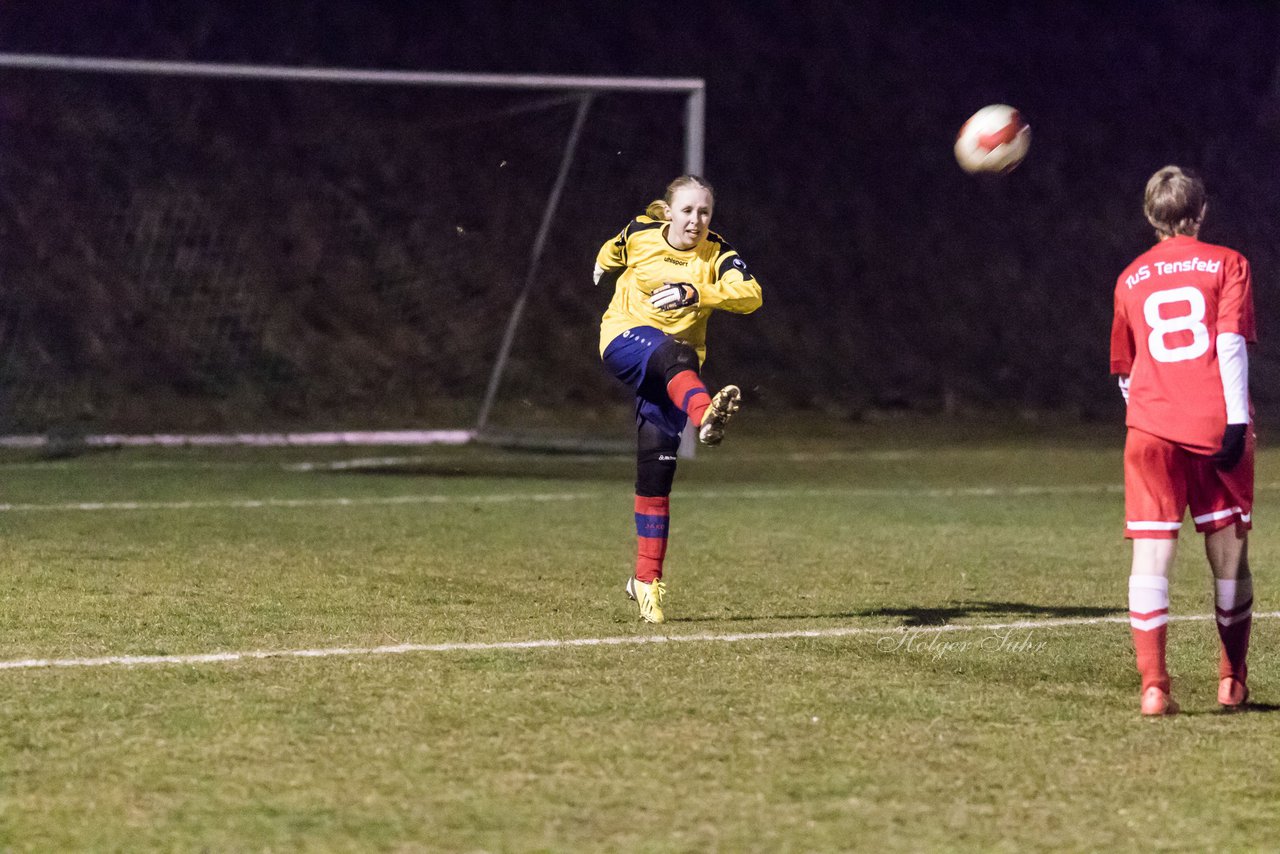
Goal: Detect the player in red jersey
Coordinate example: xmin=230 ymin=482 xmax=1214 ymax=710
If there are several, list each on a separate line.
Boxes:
xmin=1110 ymin=165 xmax=1256 ymax=716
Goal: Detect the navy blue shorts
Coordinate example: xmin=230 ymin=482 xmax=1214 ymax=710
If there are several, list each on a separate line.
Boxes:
xmin=602 ymin=326 xmax=688 ymax=439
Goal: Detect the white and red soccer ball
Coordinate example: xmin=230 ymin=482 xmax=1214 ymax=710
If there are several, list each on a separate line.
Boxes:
xmin=954 ymin=104 xmax=1031 ymax=174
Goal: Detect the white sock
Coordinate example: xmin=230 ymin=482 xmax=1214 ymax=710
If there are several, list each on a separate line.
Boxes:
xmin=1215 ymin=577 xmax=1253 ymax=626
xmin=1129 ymin=575 xmax=1169 ymax=629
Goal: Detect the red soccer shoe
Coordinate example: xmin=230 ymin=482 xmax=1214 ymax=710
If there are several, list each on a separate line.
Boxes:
xmin=1140 ymin=686 xmax=1179 ymax=717
xmin=1217 ymin=677 xmax=1249 ymax=710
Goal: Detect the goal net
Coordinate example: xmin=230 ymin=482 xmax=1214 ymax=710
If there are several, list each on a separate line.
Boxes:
xmin=0 ymin=56 xmax=704 ymax=448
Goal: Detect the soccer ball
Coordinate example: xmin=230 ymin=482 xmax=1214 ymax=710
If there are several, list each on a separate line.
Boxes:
xmin=954 ymin=104 xmax=1031 ymax=174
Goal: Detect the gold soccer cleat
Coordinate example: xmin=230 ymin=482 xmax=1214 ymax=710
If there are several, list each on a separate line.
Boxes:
xmin=625 ymin=576 xmax=666 ymax=624
xmin=698 ymin=384 xmax=741 ymax=446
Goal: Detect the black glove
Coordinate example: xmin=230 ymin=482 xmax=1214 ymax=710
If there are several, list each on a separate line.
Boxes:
xmin=648 ymin=282 xmax=699 ymax=311
xmin=1210 ymin=423 xmax=1248 ymax=470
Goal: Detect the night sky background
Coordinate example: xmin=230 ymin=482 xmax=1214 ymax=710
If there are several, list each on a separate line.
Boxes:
xmin=2 ymin=1 xmax=1278 ymax=432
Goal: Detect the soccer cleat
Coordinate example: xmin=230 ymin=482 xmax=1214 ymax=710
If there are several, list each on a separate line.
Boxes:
xmin=1218 ymin=676 xmax=1249 ymax=710
xmin=1140 ymin=686 xmax=1179 ymax=717
xmin=625 ymin=576 xmax=666 ymax=624
xmin=698 ymin=384 xmax=741 ymax=446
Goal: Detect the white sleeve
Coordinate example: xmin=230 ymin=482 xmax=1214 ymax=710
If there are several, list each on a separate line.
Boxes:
xmin=1217 ymin=332 xmax=1249 ymax=424
xmin=1117 ymin=375 xmax=1130 ymax=404
xmin=593 ymin=263 xmax=605 ymax=285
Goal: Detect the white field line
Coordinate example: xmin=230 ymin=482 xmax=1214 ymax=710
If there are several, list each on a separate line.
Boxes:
xmin=281 ymin=450 xmax=923 ymax=470
xmin=0 ymin=448 xmax=1039 ymax=472
xmin=0 ymin=449 xmax=912 ymax=472
xmin=0 ymin=492 xmax=605 ymax=513
xmin=3 ymin=611 xmax=1277 ymax=672
xmin=19 ymin=480 xmax=1280 ymax=513
xmin=0 ymin=430 xmax=474 ymax=449
xmin=0 ymin=484 xmax=1129 ymax=513
xmin=0 ymin=453 xmax=626 ymax=472
xmin=283 ymin=453 xmax=629 ymax=470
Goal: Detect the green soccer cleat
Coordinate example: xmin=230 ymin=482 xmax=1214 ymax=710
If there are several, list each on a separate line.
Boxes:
xmin=625 ymin=576 xmax=666 ymax=624
xmin=698 ymin=384 xmax=741 ymax=446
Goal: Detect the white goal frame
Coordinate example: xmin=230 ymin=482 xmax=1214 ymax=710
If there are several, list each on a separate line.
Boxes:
xmin=0 ymin=53 xmax=706 ymax=450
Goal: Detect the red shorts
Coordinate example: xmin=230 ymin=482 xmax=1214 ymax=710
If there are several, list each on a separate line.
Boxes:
xmin=1124 ymin=426 xmax=1254 ymax=539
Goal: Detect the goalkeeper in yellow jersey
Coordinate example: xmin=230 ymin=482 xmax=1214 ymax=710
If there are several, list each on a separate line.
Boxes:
xmin=596 ymin=175 xmax=763 ymax=624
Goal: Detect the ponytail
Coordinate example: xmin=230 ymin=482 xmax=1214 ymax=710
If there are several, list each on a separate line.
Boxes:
xmin=645 ymin=199 xmax=668 ymax=220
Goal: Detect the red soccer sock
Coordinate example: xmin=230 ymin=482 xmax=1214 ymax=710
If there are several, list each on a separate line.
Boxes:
xmin=1129 ymin=575 xmax=1171 ymax=693
xmin=634 ymin=495 xmax=670 ymax=583
xmin=1215 ymin=577 xmax=1253 ymax=682
xmin=666 ymin=370 xmax=712 ymax=427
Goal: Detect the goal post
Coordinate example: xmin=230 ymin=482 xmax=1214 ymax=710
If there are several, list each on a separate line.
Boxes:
xmin=0 ymin=53 xmax=706 ymax=450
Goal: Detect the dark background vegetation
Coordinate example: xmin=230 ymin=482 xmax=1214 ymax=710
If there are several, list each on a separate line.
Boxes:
xmin=1 ymin=1 xmax=1278 ymax=433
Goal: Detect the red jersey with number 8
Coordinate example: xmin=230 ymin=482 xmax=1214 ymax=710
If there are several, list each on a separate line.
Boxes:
xmin=1111 ymin=235 xmax=1255 ymax=454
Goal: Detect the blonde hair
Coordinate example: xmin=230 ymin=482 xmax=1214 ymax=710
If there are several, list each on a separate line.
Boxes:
xmin=1144 ymin=165 xmax=1206 ymax=238
xmin=645 ymin=174 xmax=715 ymax=220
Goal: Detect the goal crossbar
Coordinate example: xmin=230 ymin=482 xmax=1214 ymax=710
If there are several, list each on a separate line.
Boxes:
xmin=0 ymin=52 xmax=704 ymax=94
xmin=0 ymin=53 xmax=706 ymax=173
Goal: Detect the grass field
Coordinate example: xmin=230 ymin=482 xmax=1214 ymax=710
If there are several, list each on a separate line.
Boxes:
xmin=3 ymin=415 xmax=1279 ymax=852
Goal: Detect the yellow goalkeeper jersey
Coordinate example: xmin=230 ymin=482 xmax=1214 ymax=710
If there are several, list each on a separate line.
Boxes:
xmin=596 ymin=215 xmax=763 ymax=362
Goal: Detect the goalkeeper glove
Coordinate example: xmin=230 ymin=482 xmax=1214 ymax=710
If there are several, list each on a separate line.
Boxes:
xmin=1210 ymin=423 xmax=1248 ymax=470
xmin=649 ymin=282 xmax=699 ymax=311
